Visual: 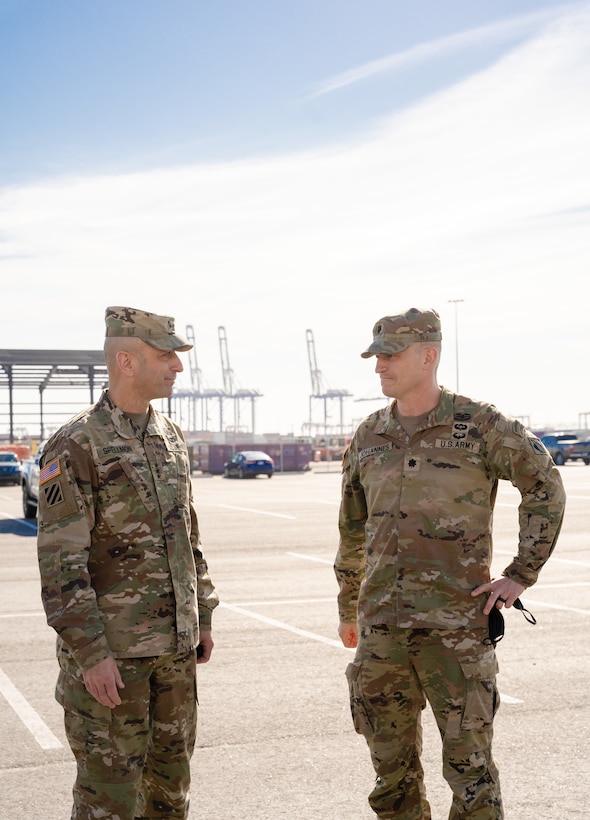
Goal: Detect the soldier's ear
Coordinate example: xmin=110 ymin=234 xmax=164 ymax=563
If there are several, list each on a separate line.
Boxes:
xmin=115 ymin=349 xmax=136 ymax=377
xmin=423 ymin=346 xmax=438 ymax=365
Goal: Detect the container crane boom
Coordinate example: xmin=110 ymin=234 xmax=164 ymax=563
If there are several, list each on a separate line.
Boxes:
xmin=306 ymin=329 xmax=324 ymax=396
xmin=218 ymin=326 xmax=235 ymax=395
xmin=185 ymin=325 xmax=202 ymax=392
xmin=305 ymin=328 xmax=352 ymax=436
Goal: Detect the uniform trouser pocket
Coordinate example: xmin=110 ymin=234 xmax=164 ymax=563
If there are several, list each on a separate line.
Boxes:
xmin=429 ymin=648 xmax=502 ymax=816
xmin=345 ymin=660 xmax=374 ymax=736
xmin=441 ymin=650 xmax=499 ymax=741
xmin=345 ymin=656 xmax=426 ymax=748
xmin=459 ymin=653 xmax=500 ymax=732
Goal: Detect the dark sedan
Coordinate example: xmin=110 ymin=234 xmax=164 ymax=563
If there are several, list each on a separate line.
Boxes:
xmin=224 ymin=451 xmax=274 ymax=479
xmin=0 ymin=451 xmax=22 ymax=485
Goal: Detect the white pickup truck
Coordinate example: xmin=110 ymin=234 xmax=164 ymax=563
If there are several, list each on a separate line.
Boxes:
xmin=21 ymin=441 xmax=47 ymax=519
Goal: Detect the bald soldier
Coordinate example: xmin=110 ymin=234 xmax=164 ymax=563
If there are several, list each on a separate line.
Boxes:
xmin=37 ymin=306 xmax=219 ymax=820
xmin=335 ymin=308 xmax=565 ymax=819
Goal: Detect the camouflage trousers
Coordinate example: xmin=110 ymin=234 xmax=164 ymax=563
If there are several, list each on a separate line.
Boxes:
xmin=56 ymin=650 xmax=197 ymax=820
xmin=346 ymin=625 xmax=502 ymax=819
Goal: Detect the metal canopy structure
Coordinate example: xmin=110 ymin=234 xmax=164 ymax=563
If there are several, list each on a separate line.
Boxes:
xmin=0 ymin=349 xmax=108 ymax=440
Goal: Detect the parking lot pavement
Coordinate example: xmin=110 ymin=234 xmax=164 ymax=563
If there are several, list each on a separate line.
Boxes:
xmin=0 ymin=463 xmax=588 ymax=819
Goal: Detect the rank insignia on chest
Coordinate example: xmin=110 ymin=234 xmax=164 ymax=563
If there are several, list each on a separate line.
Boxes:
xmin=404 ymin=455 xmax=420 ymax=472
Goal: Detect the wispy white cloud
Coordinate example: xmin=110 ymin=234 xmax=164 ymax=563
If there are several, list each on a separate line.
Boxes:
xmin=1 ymin=5 xmax=590 ymax=434
xmin=306 ymin=2 xmax=585 ymax=98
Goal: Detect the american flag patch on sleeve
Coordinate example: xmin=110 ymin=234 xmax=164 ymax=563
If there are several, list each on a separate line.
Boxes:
xmin=39 ymin=457 xmax=62 ymax=485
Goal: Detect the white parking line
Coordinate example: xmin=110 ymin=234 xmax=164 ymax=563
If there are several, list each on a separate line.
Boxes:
xmin=220 ymin=601 xmax=342 ymax=648
xmin=0 ymin=612 xmax=45 ymax=619
xmin=0 ymin=666 xmax=62 ymax=749
xmin=533 ymin=582 xmax=590 ymax=589
xmin=500 ymin=694 xmax=523 ymax=704
xmin=217 ymin=504 xmax=296 ymax=520
xmin=286 ymin=552 xmax=332 ymax=564
xmin=492 ymin=548 xmax=590 ymax=569
xmin=525 ymin=599 xmax=589 ymax=616
xmin=0 ymin=511 xmax=37 ymax=530
xmin=229 ymin=597 xmax=334 ymax=607
xmin=220 ymin=600 xmax=525 ymax=704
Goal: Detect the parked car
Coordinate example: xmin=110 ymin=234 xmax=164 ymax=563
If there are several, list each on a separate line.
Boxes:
xmin=224 ymin=451 xmax=274 ymax=479
xmin=21 ymin=440 xmax=47 ymax=518
xmin=0 ymin=451 xmax=22 ymax=485
xmin=540 ymin=434 xmax=590 ymax=466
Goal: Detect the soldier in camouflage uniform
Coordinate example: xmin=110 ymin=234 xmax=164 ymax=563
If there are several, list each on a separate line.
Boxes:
xmin=335 ymin=308 xmax=565 ymax=819
xmin=37 ymin=306 xmax=219 ymax=820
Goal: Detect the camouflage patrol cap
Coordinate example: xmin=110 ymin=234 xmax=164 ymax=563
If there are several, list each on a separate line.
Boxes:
xmin=105 ymin=306 xmax=192 ymax=352
xmin=361 ymin=307 xmax=442 ymax=358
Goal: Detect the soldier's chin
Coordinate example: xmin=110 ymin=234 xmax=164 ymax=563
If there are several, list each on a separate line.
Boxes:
xmin=153 ymin=386 xmax=174 ymax=400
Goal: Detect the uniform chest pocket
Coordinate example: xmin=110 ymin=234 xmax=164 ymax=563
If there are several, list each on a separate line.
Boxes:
xmin=120 ymin=459 xmax=159 ymax=510
xmin=97 ymin=457 xmax=159 ymax=535
xmin=158 ymin=447 xmax=190 ymax=509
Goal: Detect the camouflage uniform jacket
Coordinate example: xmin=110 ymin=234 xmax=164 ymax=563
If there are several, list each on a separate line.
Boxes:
xmin=37 ymin=390 xmax=218 ymax=673
xmin=335 ymin=387 xmax=565 ymax=630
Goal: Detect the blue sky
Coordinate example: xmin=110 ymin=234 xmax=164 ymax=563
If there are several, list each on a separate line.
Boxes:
xmin=0 ymin=0 xmax=573 ymax=181
xmin=1 ymin=0 xmax=589 ymax=436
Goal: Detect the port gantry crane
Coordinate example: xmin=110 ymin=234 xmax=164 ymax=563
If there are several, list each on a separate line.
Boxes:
xmin=218 ymin=326 xmax=262 ymax=433
xmin=169 ymin=325 xmax=225 ymax=432
xmin=305 ymin=328 xmax=351 ymax=435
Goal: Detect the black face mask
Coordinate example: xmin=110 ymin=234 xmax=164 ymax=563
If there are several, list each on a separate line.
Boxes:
xmin=484 ymin=598 xmax=537 ymax=647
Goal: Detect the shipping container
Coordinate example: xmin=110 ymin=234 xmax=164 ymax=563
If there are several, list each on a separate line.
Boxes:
xmin=192 ymin=441 xmax=313 ymax=474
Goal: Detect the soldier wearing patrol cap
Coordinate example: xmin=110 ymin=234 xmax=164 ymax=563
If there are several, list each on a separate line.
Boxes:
xmin=335 ymin=307 xmax=565 ymax=819
xmin=38 ymin=306 xmax=219 ymax=820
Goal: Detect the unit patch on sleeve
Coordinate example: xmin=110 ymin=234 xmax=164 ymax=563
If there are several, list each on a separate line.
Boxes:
xmin=530 ymin=437 xmax=548 ymax=455
xmin=38 ymin=456 xmax=80 ymax=521
xmin=43 ymin=480 xmax=65 ymax=507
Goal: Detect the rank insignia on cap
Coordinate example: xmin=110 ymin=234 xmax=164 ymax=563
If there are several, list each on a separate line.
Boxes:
xmin=39 ymin=457 xmax=61 ymax=486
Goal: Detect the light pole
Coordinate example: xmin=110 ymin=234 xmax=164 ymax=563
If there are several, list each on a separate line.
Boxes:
xmin=448 ymin=299 xmax=464 ymax=393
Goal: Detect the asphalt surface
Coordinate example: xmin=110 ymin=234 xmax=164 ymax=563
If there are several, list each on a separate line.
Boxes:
xmin=0 ymin=461 xmax=588 ymax=819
